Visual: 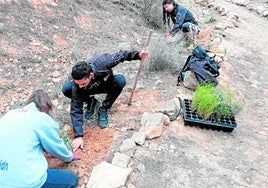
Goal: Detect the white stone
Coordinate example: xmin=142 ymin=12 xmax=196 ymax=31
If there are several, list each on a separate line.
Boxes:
xmin=86 ymin=162 xmax=132 ymax=188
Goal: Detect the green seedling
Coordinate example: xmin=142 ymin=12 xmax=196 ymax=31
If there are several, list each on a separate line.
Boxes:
xmin=192 ymin=84 xmax=219 ymax=119
xmin=48 ymin=50 xmax=56 ymax=57
xmin=191 ymin=84 xmax=243 ymax=120
xmin=205 ymin=14 xmax=217 ymax=23
xmin=60 ymin=129 xmax=74 ymax=151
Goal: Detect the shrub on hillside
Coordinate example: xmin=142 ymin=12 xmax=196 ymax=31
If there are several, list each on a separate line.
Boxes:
xmin=143 ymin=36 xmax=187 ymax=74
xmin=142 ymin=0 xmax=163 ymax=29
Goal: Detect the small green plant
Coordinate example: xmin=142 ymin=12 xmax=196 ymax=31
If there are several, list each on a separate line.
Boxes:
xmin=60 ymin=129 xmax=74 ymax=151
xmin=48 ymin=50 xmax=56 ymax=57
xmin=191 ymin=84 xmax=219 ymax=119
xmin=191 ymin=84 xmax=243 ymax=120
xmin=205 ymin=14 xmax=217 ymax=23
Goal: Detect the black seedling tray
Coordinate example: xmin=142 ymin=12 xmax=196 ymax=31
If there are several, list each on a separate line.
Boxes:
xmin=181 ymin=99 xmax=237 ymax=132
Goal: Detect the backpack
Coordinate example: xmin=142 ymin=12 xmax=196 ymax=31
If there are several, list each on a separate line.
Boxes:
xmin=177 ymin=46 xmax=220 ymax=86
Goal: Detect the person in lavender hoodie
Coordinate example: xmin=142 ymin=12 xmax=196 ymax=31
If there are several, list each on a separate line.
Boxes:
xmin=0 ymin=90 xmax=79 ymax=188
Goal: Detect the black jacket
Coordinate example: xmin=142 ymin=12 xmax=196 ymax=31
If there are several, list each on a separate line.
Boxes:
xmin=71 ymin=50 xmax=141 ymax=137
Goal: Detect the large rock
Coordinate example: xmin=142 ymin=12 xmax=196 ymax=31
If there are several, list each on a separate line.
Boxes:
xmin=120 ymin=138 xmax=136 ymax=157
xmin=86 ymin=162 xmax=132 ymax=188
xmin=140 ymin=112 xmax=165 ymax=139
xmin=157 ymin=98 xmax=181 ymax=121
xmin=183 ymin=71 xmax=198 ymax=90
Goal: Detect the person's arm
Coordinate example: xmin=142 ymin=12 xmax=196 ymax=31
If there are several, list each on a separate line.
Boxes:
xmin=118 ymin=50 xmax=141 ymax=61
xmin=70 ymin=84 xmax=84 ymax=138
xmin=110 ymin=50 xmax=145 ymax=66
xmin=70 ymin=84 xmax=85 ymax=151
xmin=92 ymin=50 xmax=148 ymax=71
xmin=39 ymin=117 xmax=73 ymax=162
xmin=169 ymin=7 xmax=187 ymax=36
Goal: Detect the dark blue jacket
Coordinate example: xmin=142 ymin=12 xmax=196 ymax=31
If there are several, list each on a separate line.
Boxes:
xmin=71 ymin=50 xmax=141 ymax=137
xmin=169 ymin=5 xmax=198 ymax=36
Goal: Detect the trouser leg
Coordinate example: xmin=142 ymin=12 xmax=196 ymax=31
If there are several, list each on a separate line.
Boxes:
xmin=83 ymin=74 xmax=126 ymax=128
xmin=102 ymin=74 xmax=126 ymax=109
xmin=62 ymin=81 xmax=73 ymax=99
xmin=85 ymin=96 xmax=100 ymax=119
xmin=182 ymin=22 xmax=199 ymax=41
xmin=42 ymin=169 xmax=79 ymax=188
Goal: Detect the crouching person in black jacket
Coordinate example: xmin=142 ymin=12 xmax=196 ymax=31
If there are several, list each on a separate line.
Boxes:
xmin=62 ymin=50 xmax=148 ymax=151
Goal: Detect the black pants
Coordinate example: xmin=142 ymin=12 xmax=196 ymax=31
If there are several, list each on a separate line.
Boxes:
xmin=61 ymin=74 xmax=126 ymax=109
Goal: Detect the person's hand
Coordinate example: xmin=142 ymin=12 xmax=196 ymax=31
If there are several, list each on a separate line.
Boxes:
xmin=72 ymin=152 xmax=81 ymax=160
xmin=139 ymin=50 xmax=149 ymax=59
xmin=166 ymin=33 xmax=173 ymax=43
xmin=72 ymin=137 xmax=84 ymax=152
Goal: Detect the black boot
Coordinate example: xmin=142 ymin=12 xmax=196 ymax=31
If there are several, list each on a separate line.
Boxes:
xmin=98 ymin=107 xmax=109 ymax=128
xmin=85 ymin=97 xmax=101 ymax=119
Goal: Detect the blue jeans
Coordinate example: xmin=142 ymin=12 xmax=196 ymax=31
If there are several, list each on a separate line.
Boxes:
xmin=41 ymin=169 xmax=78 ymax=188
xmin=182 ymin=22 xmax=193 ymax=32
xmin=62 ymin=74 xmax=126 ymax=109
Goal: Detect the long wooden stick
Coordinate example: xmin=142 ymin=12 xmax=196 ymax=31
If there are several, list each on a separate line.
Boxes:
xmin=128 ymin=30 xmax=153 ymax=105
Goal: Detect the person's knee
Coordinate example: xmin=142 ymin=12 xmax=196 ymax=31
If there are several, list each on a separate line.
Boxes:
xmin=182 ymin=23 xmax=191 ymax=32
xmin=69 ymin=171 xmax=79 ymax=187
xmin=114 ymin=75 xmax=126 ymax=88
xmin=44 ymin=169 xmax=78 ymax=188
xmin=62 ymin=82 xmax=73 ymax=99
xmin=61 ymin=86 xmax=70 ymax=98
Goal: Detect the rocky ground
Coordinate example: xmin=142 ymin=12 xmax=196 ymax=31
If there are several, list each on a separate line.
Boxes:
xmin=0 ymin=0 xmax=267 ymax=188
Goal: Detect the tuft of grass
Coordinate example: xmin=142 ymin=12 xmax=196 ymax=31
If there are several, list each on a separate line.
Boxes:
xmin=143 ymin=36 xmax=186 ymax=75
xmin=48 ymin=50 xmax=56 ymax=58
xmin=192 ymin=84 xmax=219 ymax=119
xmin=205 ymin=14 xmax=217 ymax=23
xmin=191 ymin=84 xmax=243 ymax=120
xmin=214 ymin=90 xmax=232 ymax=117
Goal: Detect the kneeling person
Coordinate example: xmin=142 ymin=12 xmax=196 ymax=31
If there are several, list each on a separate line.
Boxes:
xmin=62 ymin=50 xmax=148 ymax=151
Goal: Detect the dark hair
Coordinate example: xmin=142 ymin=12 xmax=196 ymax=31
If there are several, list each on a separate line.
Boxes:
xmin=162 ymin=0 xmax=177 ymax=29
xmin=162 ymin=0 xmax=175 ymax=5
xmin=27 ymin=90 xmax=53 ymax=114
xmin=71 ymin=61 xmax=92 ymax=80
